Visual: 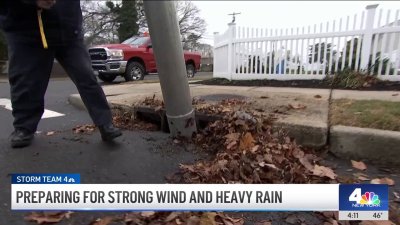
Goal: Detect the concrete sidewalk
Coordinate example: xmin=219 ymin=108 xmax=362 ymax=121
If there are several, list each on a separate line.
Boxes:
xmin=69 ymin=83 xmax=400 ymax=165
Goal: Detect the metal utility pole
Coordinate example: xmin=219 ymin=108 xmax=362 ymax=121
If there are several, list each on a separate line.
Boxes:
xmin=143 ymin=1 xmax=197 ymax=137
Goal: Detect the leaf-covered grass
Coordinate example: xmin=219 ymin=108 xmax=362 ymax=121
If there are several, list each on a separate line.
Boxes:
xmin=325 ymin=69 xmax=379 ymax=89
xmin=331 ymin=99 xmax=400 ymax=131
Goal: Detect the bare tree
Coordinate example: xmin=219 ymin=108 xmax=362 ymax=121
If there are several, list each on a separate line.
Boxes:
xmin=137 ymin=0 xmax=206 ymax=50
xmin=82 ymin=0 xmax=206 ymax=49
xmin=81 ymin=1 xmax=119 ymax=46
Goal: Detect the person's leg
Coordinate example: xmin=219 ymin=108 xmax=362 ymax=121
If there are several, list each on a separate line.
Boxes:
xmin=55 ymin=40 xmax=121 ymax=141
xmin=6 ymin=36 xmax=55 ymax=147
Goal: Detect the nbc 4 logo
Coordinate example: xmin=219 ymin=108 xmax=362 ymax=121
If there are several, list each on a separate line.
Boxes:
xmin=349 ymin=188 xmax=381 ymax=207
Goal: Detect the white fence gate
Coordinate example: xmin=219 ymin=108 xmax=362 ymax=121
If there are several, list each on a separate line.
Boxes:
xmin=213 ymin=4 xmax=400 ymax=81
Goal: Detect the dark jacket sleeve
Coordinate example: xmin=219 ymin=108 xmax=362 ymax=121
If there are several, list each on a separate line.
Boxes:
xmin=0 ymin=1 xmax=7 ymax=29
xmin=0 ymin=1 xmax=6 ymax=13
xmin=21 ymin=0 xmax=37 ymax=5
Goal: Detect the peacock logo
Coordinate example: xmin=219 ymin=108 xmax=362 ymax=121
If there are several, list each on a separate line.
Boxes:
xmin=349 ymin=188 xmax=381 ymax=206
xmin=359 ymin=192 xmax=380 ymax=205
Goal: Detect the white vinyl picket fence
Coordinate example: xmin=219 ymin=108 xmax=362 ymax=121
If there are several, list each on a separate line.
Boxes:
xmin=213 ymin=4 xmax=400 ymax=81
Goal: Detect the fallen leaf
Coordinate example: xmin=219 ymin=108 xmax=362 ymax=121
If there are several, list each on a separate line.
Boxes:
xmin=285 ymin=215 xmax=298 ymax=224
xmin=187 ymin=216 xmax=201 ymax=225
xmin=226 ymin=141 xmax=237 ymax=150
xmin=219 ymin=213 xmax=245 ymax=225
xmin=265 ymin=163 xmax=279 ymax=170
xmin=251 ymin=145 xmax=260 ymax=153
xmin=200 ymin=212 xmax=217 ymax=225
xmin=351 ymin=160 xmax=367 ymax=171
xmin=299 ymin=155 xmax=314 ymax=171
xmin=91 ymin=217 xmax=113 ymax=225
xmin=124 ymin=212 xmax=143 ymax=223
xmin=260 ymin=96 xmax=269 ymax=99
xmin=255 ymin=221 xmax=272 ymax=225
xmin=165 ymin=212 xmax=180 ymax=222
xmin=25 ymin=212 xmax=73 ymax=224
xmin=392 ymin=93 xmax=399 ymax=96
xmin=239 ymin=132 xmax=255 ymax=151
xmin=322 ymin=211 xmax=335 ymax=218
xmin=353 ymin=173 xmax=370 ymax=181
xmin=173 ymin=139 xmax=181 ymax=144
xmin=222 ymin=107 xmax=232 ymax=112
xmin=288 ymin=103 xmax=307 ymax=110
xmin=314 ymin=95 xmax=322 ymax=99
xmin=312 ymin=165 xmax=337 ymax=180
xmin=371 ymin=178 xmax=395 ymax=186
xmin=225 ymin=133 xmax=240 ymax=144
xmin=46 ymin=131 xmax=56 ymax=136
xmin=140 ymin=211 xmax=155 ymax=218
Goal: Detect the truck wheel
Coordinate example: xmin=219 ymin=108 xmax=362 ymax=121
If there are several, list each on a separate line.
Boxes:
xmin=125 ymin=62 xmax=145 ymax=81
xmin=186 ymin=63 xmax=196 ymax=78
xmin=98 ymin=73 xmax=117 ymax=83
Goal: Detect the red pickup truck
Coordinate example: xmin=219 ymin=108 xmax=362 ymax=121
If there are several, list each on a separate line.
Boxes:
xmin=88 ymin=36 xmax=201 ymax=82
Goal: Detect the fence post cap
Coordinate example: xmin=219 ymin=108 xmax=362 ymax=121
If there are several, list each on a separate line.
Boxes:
xmin=366 ymin=4 xmax=379 ymax=9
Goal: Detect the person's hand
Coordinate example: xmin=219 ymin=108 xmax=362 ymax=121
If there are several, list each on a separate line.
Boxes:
xmin=36 ymin=0 xmax=56 ymax=10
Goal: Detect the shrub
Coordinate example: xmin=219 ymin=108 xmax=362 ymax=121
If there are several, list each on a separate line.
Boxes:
xmin=325 ymin=68 xmax=379 ymax=89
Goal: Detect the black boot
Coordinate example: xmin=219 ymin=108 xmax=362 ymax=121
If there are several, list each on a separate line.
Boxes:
xmin=10 ymin=129 xmax=34 ymax=148
xmin=98 ymin=124 xmax=122 ymax=142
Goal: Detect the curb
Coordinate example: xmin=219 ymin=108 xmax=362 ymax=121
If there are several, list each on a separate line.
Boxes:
xmin=330 ymin=125 xmax=400 ymax=166
xmin=68 ymin=94 xmax=400 ymax=166
xmin=273 ymin=121 xmax=328 ymax=149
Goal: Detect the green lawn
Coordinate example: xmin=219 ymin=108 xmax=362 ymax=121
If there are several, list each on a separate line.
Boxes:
xmin=331 ymin=99 xmax=400 ymax=131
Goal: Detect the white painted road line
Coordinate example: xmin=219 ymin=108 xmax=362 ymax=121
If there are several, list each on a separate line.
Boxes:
xmin=0 ymin=98 xmax=65 ymax=119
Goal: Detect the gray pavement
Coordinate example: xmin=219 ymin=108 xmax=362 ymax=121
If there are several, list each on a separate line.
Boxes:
xmin=0 ymin=78 xmax=200 ymax=224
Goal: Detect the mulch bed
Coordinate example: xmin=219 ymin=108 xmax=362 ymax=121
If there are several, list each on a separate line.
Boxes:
xmin=194 ymin=78 xmax=400 ymax=91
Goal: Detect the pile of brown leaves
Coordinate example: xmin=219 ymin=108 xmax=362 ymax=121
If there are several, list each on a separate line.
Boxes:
xmin=193 ymin=98 xmax=248 ymax=116
xmin=141 ymin=96 xmax=249 ymax=116
xmin=25 ymin=211 xmax=243 ymax=225
xmin=118 ymin=211 xmax=243 ymax=225
xmin=142 ymin=94 xmax=164 ymax=108
xmin=172 ymin=109 xmax=337 ymax=184
xmin=25 ymin=211 xmax=73 ymax=224
xmin=112 ymin=107 xmax=159 ymax=131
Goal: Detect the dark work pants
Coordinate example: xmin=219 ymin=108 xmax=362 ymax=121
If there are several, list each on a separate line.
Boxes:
xmin=6 ymin=38 xmax=112 ymax=133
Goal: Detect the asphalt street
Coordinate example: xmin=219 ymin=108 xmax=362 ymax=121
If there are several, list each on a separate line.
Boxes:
xmin=0 ymin=77 xmax=199 ymax=224
xmin=100 ymin=71 xmax=212 ymax=84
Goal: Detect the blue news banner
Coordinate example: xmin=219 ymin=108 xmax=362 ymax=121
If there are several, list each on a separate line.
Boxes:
xmin=12 ymin=174 xmax=80 ymax=184
xmin=11 ymin=173 xmax=389 ymax=220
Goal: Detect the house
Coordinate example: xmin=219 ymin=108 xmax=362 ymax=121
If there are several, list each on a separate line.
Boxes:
xmin=193 ymin=43 xmax=213 ymax=58
xmin=373 ymin=19 xmax=400 ymax=68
